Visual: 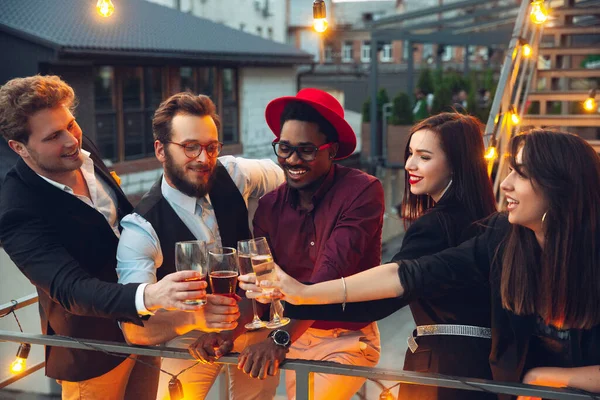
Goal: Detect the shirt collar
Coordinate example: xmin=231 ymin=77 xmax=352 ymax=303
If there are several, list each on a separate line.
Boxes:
xmin=285 ymin=164 xmax=337 ymax=210
xmin=160 ymin=175 xmax=211 ymax=215
xmin=37 ymin=149 xmax=94 ymax=193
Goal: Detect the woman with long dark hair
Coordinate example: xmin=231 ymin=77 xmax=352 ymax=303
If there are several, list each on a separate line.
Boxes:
xmin=242 ymin=112 xmax=498 ymax=399
xmin=249 ymin=130 xmax=600 ymax=398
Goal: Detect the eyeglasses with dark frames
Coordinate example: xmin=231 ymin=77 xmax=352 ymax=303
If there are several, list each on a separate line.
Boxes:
xmin=272 ymin=141 xmax=333 ymax=162
xmin=165 ymin=141 xmax=223 ymax=159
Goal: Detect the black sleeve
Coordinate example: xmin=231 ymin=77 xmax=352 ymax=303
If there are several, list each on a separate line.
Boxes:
xmin=397 ymin=213 xmax=507 ymax=302
xmin=286 ymin=214 xmax=452 ymax=322
xmin=0 ymin=207 xmax=142 ymax=325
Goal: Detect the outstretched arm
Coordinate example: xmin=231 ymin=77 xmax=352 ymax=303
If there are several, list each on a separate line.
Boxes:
xmin=519 ymin=366 xmax=600 ymax=398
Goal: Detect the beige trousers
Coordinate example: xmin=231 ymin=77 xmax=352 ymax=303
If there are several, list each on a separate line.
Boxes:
xmin=59 ymin=355 xmax=160 ymax=400
xmin=285 ymin=322 xmax=381 ymax=400
xmin=156 ymin=329 xmax=279 ymax=400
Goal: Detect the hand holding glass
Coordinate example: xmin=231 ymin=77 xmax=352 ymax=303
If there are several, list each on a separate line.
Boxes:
xmin=175 ymin=240 xmax=208 ymax=306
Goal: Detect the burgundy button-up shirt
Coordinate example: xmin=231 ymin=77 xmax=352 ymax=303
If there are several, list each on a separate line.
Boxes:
xmin=253 ymin=164 xmax=384 ymax=330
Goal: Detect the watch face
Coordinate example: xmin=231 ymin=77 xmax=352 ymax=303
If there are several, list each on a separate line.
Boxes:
xmin=273 ymin=330 xmax=290 ymax=346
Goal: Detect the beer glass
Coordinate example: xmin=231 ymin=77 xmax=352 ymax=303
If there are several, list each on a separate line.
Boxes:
xmin=208 ymin=247 xmax=239 ymax=299
xmin=174 ymin=240 xmax=208 ymax=306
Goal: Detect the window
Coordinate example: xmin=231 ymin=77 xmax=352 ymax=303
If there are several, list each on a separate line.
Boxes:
xmin=94 ymin=67 xmax=117 ymax=161
xmin=94 ymin=66 xmax=163 ymax=162
xmin=442 ymin=46 xmax=453 ymax=62
xmin=221 ymin=68 xmax=239 ymax=144
xmin=342 ymin=41 xmax=353 ymax=63
xmin=469 ymin=45 xmax=477 ymax=61
xmin=380 ymin=42 xmax=393 ymax=62
xmin=324 ymin=45 xmax=333 ymax=63
xmin=403 ymin=41 xmax=409 ymax=61
xmin=361 ymin=41 xmax=371 ymax=63
xmin=423 ymin=44 xmax=433 ymax=61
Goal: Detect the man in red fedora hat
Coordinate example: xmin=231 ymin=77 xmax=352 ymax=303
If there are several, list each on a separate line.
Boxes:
xmin=236 ymin=88 xmax=384 ymax=399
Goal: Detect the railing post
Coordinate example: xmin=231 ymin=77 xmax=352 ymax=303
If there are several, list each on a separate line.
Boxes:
xmin=295 ymin=367 xmax=314 ymax=400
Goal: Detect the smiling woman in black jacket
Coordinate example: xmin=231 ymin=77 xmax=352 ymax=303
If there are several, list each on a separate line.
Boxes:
xmin=242 ymin=112 xmax=497 ymax=400
xmin=251 ymin=130 xmax=600 ymax=399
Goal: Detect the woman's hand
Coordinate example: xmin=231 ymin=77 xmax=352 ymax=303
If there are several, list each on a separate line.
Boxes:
xmin=517 ymin=367 xmax=568 ymax=400
xmin=238 ymin=273 xmax=280 ymax=304
xmin=258 ymin=264 xmax=309 ymax=305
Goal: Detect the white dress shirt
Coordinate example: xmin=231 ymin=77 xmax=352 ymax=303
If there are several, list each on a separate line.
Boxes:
xmin=116 ymin=156 xmax=284 ymax=311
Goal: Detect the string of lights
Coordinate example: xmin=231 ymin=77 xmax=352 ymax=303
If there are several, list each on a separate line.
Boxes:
xmin=0 ymin=299 xmax=198 ymax=400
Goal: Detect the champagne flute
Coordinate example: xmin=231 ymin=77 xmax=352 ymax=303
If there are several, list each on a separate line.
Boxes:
xmin=238 ymin=240 xmax=267 ymax=330
xmin=250 ymin=237 xmax=290 ymax=328
xmin=208 ymin=247 xmax=239 ymax=299
xmin=175 ymin=240 xmax=208 ymax=306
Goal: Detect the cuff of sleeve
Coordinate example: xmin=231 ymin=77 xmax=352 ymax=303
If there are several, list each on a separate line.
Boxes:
xmin=135 ymin=283 xmax=155 ymax=316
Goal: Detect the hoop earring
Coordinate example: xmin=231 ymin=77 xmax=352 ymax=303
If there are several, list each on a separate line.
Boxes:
xmin=541 ymin=212 xmax=547 ymax=223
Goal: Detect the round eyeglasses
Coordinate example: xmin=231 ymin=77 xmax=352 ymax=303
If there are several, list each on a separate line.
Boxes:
xmin=272 ymin=141 xmax=333 ymax=162
xmin=166 ymin=141 xmax=223 ymax=159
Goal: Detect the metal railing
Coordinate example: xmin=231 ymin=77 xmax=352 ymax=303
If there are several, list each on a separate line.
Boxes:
xmin=1 ymin=294 xmax=599 ymax=400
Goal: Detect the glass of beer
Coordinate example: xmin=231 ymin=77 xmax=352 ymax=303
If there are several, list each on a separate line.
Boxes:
xmin=238 ymin=239 xmax=267 ymax=330
xmin=208 ymin=247 xmax=239 ymax=299
xmin=175 ymin=240 xmax=208 ymax=306
xmin=250 ymin=237 xmax=290 ymax=328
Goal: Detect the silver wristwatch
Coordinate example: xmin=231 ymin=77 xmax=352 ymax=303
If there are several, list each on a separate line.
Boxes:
xmin=268 ymin=329 xmax=291 ymax=348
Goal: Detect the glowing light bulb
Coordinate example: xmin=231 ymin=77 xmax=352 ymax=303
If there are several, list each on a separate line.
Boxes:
xmin=584 ymin=97 xmax=596 ymax=112
xmin=313 ymin=18 xmax=328 ymax=33
xmin=522 ymin=44 xmax=533 ymax=57
xmin=530 ymin=1 xmax=548 ymax=25
xmin=10 ymin=358 xmax=26 ymax=374
xmin=484 ymin=146 xmax=498 ymax=161
xmin=97 ymin=0 xmax=115 ymax=18
xmin=313 ymin=0 xmax=328 ymax=33
xmin=9 ymin=343 xmax=30 ymax=375
xmin=511 ymin=112 xmax=520 ymax=125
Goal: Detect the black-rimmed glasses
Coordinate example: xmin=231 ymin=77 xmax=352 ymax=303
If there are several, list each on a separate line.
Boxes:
xmin=165 ymin=141 xmax=223 ymax=159
xmin=272 ymin=141 xmax=333 ymax=162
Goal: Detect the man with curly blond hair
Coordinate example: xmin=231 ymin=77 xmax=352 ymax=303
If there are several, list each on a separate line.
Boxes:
xmin=0 ymin=75 xmax=239 ymax=399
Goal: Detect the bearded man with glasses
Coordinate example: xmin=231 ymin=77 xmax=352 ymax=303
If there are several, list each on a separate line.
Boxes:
xmin=116 ymin=92 xmax=284 ymax=400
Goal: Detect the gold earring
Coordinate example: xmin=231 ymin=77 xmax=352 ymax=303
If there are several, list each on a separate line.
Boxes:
xmin=541 ymin=212 xmax=547 ymax=223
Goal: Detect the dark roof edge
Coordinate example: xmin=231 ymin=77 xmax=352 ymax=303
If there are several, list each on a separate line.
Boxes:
xmin=59 ymin=47 xmax=314 ymax=66
xmin=0 ymin=23 xmax=61 ymax=53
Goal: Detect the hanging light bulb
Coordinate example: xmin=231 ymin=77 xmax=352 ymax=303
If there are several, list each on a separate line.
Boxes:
xmin=168 ymin=376 xmax=184 ymax=400
xmin=379 ymin=388 xmax=396 ymax=400
xmin=584 ymin=89 xmax=597 ymax=112
xmin=484 ymin=136 xmax=498 ymax=161
xmin=313 ymin=0 xmax=328 ymax=33
xmin=530 ymin=0 xmax=548 ymax=25
xmin=96 ymin=0 xmax=115 ymax=18
xmin=9 ymin=343 xmax=31 ymax=374
xmin=510 ymin=106 xmax=521 ymax=125
xmin=522 ymin=43 xmax=533 ymax=57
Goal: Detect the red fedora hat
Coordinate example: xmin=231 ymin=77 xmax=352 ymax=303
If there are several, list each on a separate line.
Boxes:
xmin=265 ymin=88 xmax=356 ymax=160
